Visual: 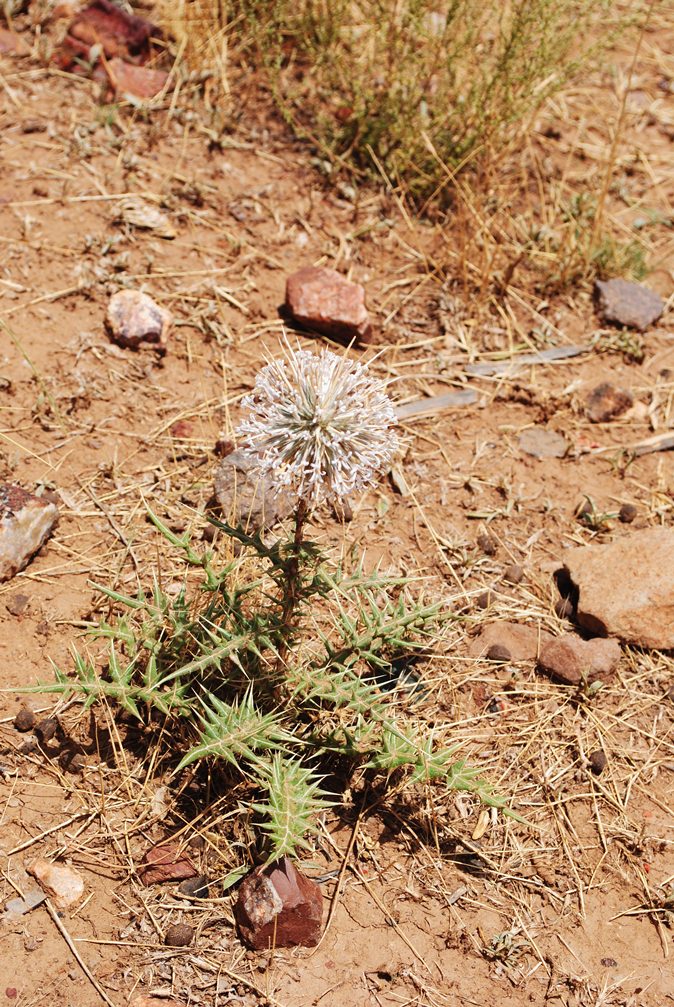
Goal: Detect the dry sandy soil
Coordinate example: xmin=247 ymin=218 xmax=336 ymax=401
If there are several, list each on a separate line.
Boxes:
xmin=1 ymin=13 xmax=673 ymax=1007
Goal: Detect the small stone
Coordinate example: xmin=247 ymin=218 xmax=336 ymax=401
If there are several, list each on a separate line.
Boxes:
xmin=28 ymin=859 xmax=85 ymax=909
xmin=601 ymin=957 xmax=618 ymax=968
xmin=485 ymin=643 xmax=511 ymax=663
xmin=234 ymin=857 xmax=323 ymax=950
xmin=213 ymin=449 xmax=292 ymax=533
xmin=105 ymin=58 xmax=169 ymax=100
xmin=595 ymin=278 xmax=664 ymax=331
xmin=469 ymin=622 xmax=554 ymax=662
xmin=6 ymin=593 xmax=30 ymax=616
xmin=477 ymin=533 xmax=498 ymax=556
xmin=285 ymin=266 xmax=372 ymax=345
xmin=502 ymin=564 xmax=524 ymax=585
xmin=585 ymin=382 xmax=633 ymax=423
xmin=178 ymin=875 xmax=209 ymax=899
xmin=58 ymin=0 xmax=160 ymax=70
xmin=588 ymin=750 xmax=608 ymax=775
xmin=117 ymin=197 xmax=176 ymax=238
xmin=0 ymin=29 xmax=28 ymax=56
xmin=14 ymin=708 xmax=35 ymax=733
xmin=105 ymin=290 xmax=172 ymax=351
xmin=35 ymin=717 xmax=59 ymax=742
xmin=475 ymin=591 xmax=493 ymax=610
xmin=164 ymin=923 xmax=194 ymax=947
xmin=518 ymin=428 xmax=568 ymax=459
xmin=139 ymin=842 xmax=197 ymax=886
xmin=130 ymin=998 xmax=185 ymax=1007
xmin=558 ymin=528 xmax=674 ymax=648
xmin=619 ymin=503 xmax=637 ymax=524
xmin=0 ymin=484 xmax=59 ymax=582
xmin=537 ymin=634 xmax=621 ymax=686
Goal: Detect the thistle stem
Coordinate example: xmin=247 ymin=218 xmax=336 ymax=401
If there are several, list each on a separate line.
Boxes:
xmin=276 ymin=498 xmax=309 ymax=671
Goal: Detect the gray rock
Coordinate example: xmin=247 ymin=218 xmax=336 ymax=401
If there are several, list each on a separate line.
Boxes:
xmin=558 ymin=528 xmax=674 ymax=648
xmin=213 ymin=449 xmax=292 ymax=532
xmin=0 ymin=484 xmax=59 ymax=581
xmin=469 ymin=621 xmax=554 ymax=662
xmin=595 ymin=279 xmax=663 ymax=331
xmin=519 ymin=428 xmax=568 ymax=459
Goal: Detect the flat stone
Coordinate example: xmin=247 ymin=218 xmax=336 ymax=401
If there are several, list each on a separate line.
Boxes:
xmin=139 ymin=842 xmax=197 ymax=886
xmin=28 ymin=858 xmax=85 ymax=909
xmin=469 ymin=622 xmax=553 ymax=662
xmin=558 ymin=528 xmax=674 ymax=648
xmin=0 ymin=484 xmax=59 ymax=582
xmin=234 ymin=857 xmax=323 ymax=950
xmin=537 ymin=634 xmax=621 ymax=685
xmin=585 ymin=382 xmax=633 ymax=423
xmin=519 ymin=428 xmax=568 ymax=459
xmin=105 ymin=290 xmax=172 ymax=351
xmin=595 ymin=279 xmax=664 ymax=331
xmin=105 ymin=58 xmax=169 ymax=100
xmin=285 ymin=266 xmax=372 ymax=345
xmin=213 ymin=449 xmax=292 ymax=532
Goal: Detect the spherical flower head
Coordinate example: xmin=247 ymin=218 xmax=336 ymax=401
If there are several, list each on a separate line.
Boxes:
xmin=237 ymin=344 xmax=399 ymax=507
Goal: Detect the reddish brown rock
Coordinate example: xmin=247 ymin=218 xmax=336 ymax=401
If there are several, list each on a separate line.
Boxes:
xmin=595 ymin=278 xmax=663 ymax=331
xmin=105 ymin=290 xmax=172 ymax=351
xmin=104 ymin=58 xmax=169 ymax=100
xmin=469 ymin=621 xmax=554 ymax=662
xmin=139 ymin=842 xmax=197 ymax=886
xmin=0 ymin=29 xmax=29 ymax=56
xmin=285 ymin=266 xmax=372 ymax=345
xmin=234 ymin=857 xmax=323 ymax=950
xmin=585 ymin=382 xmax=633 ymax=423
xmin=537 ymin=634 xmax=621 ymax=686
xmin=164 ymin=923 xmax=194 ymax=947
xmin=0 ymin=484 xmax=59 ymax=582
xmin=558 ymin=528 xmax=674 ymax=648
xmin=58 ymin=0 xmax=161 ymax=71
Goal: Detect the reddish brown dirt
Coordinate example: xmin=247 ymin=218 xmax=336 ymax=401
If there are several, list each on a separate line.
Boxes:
xmin=1 ymin=17 xmax=673 ymax=1007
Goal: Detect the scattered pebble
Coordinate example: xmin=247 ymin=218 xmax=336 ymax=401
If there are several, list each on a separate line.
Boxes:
xmin=139 ymin=842 xmax=197 ymax=886
xmin=537 ymin=634 xmax=621 ymax=686
xmin=594 ymin=278 xmax=664 ymax=331
xmin=476 ymin=591 xmax=493 ymax=610
xmin=502 ymin=563 xmax=524 ymax=585
xmin=106 ymin=290 xmax=173 ymax=351
xmin=477 ymin=533 xmax=498 ymax=556
xmin=6 ymin=593 xmax=30 ymax=617
xmin=0 ymin=28 xmax=28 ymax=55
xmin=116 ymin=197 xmax=176 ymax=239
xmin=485 ymin=643 xmax=511 ymax=663
xmin=0 ymin=484 xmax=59 ymax=582
xmin=585 ymin=382 xmax=633 ymax=423
xmin=164 ymin=923 xmax=194 ymax=947
xmin=104 ymin=58 xmax=169 ymax=100
xmin=57 ymin=0 xmax=160 ymax=71
xmin=178 ymin=875 xmax=209 ymax=899
xmin=284 ymin=266 xmax=372 ymax=345
xmin=235 ymin=857 xmax=323 ymax=950
xmin=35 ymin=717 xmax=59 ymax=743
xmin=469 ymin=622 xmax=553 ymax=662
xmin=13 ymin=708 xmax=35 ymax=733
xmin=619 ymin=502 xmax=637 ymax=524
xmin=28 ymin=858 xmax=85 ymax=909
xmin=588 ymin=750 xmax=608 ymax=775
xmin=519 ymin=427 xmax=568 ymax=459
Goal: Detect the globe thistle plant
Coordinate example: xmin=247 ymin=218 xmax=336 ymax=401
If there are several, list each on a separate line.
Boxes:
xmin=237 ymin=342 xmax=399 ymax=509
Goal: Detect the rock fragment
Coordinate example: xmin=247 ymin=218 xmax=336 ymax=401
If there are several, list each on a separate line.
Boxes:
xmin=285 ymin=266 xmax=372 ymax=345
xmin=28 ymin=859 xmax=85 ymax=909
xmin=213 ymin=449 xmax=292 ymax=532
xmin=235 ymin=858 xmax=323 ymax=950
xmin=0 ymin=28 xmax=29 ymax=55
xmin=58 ymin=0 xmax=160 ymax=71
xmin=469 ymin=622 xmax=553 ymax=662
xmin=0 ymin=484 xmax=59 ymax=582
xmin=14 ymin=708 xmax=35 ymax=733
xmin=105 ymin=290 xmax=172 ymax=352
xmin=619 ymin=503 xmax=637 ymax=524
xmin=164 ymin=923 xmax=194 ymax=947
xmin=139 ymin=842 xmax=197 ymax=886
xmin=104 ymin=58 xmax=169 ymax=100
xmin=585 ymin=382 xmax=633 ymax=423
xmin=518 ymin=428 xmax=568 ymax=459
xmin=537 ymin=634 xmax=621 ymax=686
xmin=557 ymin=528 xmax=674 ymax=648
xmin=116 ymin=197 xmax=176 ymax=238
xmin=594 ymin=278 xmax=664 ymax=331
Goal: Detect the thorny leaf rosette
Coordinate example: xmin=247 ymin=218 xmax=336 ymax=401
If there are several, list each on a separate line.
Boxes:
xmin=237 ymin=345 xmax=399 ymax=507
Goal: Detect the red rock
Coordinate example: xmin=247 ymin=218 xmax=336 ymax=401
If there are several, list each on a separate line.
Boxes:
xmin=0 ymin=29 xmax=28 ymax=56
xmin=585 ymin=382 xmax=633 ymax=423
xmin=558 ymin=528 xmax=674 ymax=648
xmin=595 ymin=279 xmax=663 ymax=331
xmin=57 ymin=0 xmax=161 ymax=71
xmin=469 ymin=621 xmax=553 ymax=662
xmin=285 ymin=266 xmax=372 ymax=345
xmin=104 ymin=58 xmax=169 ymax=100
xmin=0 ymin=484 xmax=59 ymax=582
xmin=139 ymin=842 xmax=197 ymax=886
xmin=105 ymin=290 xmax=172 ymax=351
xmin=537 ymin=634 xmax=621 ymax=686
xmin=234 ymin=857 xmax=323 ymax=950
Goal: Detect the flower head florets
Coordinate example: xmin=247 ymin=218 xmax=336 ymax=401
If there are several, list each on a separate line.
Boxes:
xmin=237 ymin=344 xmax=399 ymax=507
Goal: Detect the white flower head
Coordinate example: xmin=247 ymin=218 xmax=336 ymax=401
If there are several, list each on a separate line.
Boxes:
xmin=237 ymin=343 xmax=399 ymax=507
